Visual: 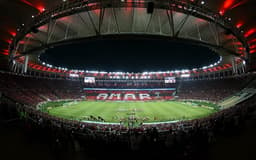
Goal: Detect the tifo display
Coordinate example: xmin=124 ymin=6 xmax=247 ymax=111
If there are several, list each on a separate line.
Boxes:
xmin=84 ymin=89 xmax=176 ymax=101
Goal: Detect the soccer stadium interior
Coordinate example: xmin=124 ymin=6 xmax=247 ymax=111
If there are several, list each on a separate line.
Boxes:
xmin=1 ymin=0 xmax=256 ymax=160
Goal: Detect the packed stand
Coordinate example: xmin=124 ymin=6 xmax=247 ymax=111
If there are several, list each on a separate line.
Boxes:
xmin=83 ymin=81 xmax=176 ymax=89
xmin=177 ymin=77 xmax=250 ymax=102
xmin=0 ymin=72 xmax=83 ymax=105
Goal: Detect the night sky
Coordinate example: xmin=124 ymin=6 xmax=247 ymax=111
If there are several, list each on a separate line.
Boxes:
xmin=40 ymin=37 xmax=220 ymax=72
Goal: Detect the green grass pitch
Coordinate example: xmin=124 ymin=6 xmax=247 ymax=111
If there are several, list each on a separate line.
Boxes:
xmin=43 ymin=101 xmax=217 ymax=123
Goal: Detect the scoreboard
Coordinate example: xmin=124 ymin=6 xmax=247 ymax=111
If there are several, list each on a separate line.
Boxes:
xmin=164 ymin=77 xmax=176 ymax=83
xmin=84 ymin=77 xmax=95 ymax=83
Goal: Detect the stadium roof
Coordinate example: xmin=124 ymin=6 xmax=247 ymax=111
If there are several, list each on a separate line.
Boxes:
xmin=0 ymin=0 xmax=256 ymax=72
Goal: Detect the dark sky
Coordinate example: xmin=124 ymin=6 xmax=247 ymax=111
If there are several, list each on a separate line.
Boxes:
xmin=40 ymin=38 xmax=220 ymax=72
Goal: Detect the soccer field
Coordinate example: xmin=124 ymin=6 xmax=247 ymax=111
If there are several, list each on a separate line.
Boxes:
xmin=43 ymin=101 xmax=217 ymax=123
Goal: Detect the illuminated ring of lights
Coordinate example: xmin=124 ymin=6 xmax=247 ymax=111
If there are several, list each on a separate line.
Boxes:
xmin=10 ymin=0 xmax=250 ymax=75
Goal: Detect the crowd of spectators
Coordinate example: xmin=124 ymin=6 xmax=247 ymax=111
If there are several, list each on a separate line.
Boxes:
xmin=1 ymin=71 xmax=253 ymax=105
xmin=83 ymin=81 xmax=176 ymax=89
xmin=0 ymin=72 xmax=83 ymax=105
xmin=1 ymin=71 xmax=256 ymax=150
xmin=177 ymin=76 xmax=254 ymax=102
xmin=9 ymin=92 xmax=256 ymax=150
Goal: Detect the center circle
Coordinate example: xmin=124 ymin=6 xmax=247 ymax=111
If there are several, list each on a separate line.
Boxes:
xmin=40 ymin=35 xmax=220 ymax=72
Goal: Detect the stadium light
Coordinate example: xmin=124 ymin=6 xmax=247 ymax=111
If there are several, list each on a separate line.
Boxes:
xmin=37 ymin=54 xmax=224 ymax=76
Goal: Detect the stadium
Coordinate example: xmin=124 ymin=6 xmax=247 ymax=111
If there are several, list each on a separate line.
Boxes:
xmin=0 ymin=0 xmax=256 ymax=160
